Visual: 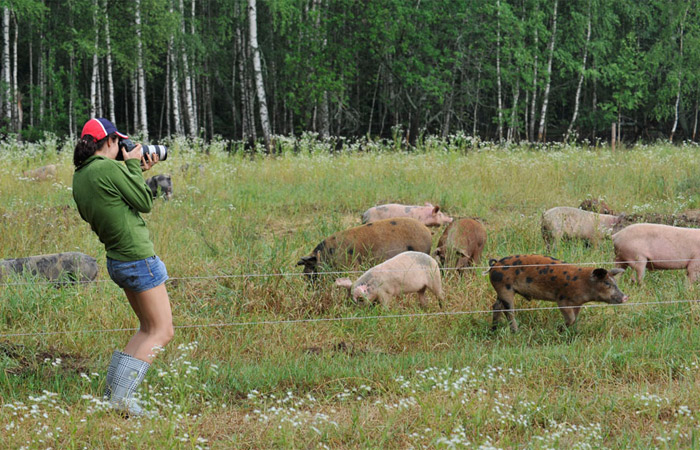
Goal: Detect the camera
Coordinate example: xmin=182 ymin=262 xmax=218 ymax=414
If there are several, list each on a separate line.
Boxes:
xmin=116 ymin=138 xmax=168 ymax=161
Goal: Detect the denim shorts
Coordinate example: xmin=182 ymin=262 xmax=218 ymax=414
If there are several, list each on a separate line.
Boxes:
xmin=106 ymin=255 xmax=169 ymax=293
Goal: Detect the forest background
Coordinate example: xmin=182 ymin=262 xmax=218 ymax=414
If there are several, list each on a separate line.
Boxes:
xmin=1 ymin=0 xmax=699 ymax=148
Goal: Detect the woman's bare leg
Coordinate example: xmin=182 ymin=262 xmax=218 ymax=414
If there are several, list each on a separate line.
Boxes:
xmin=122 ymin=284 xmax=174 ymax=363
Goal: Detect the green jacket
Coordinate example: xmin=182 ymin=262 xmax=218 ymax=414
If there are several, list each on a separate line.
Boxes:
xmin=72 ymin=155 xmax=155 ymax=261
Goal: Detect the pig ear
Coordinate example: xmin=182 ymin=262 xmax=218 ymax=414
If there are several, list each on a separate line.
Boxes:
xmin=334 ymin=278 xmax=353 ymax=290
xmin=608 ymin=268 xmax=625 ymax=277
xmin=591 ymin=268 xmax=608 ymax=280
xmin=432 ymin=205 xmax=440 ymax=214
xmin=424 ymin=202 xmax=433 ymax=207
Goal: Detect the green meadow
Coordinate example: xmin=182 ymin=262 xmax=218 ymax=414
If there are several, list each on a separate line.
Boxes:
xmin=1 ymin=135 xmax=700 ymax=449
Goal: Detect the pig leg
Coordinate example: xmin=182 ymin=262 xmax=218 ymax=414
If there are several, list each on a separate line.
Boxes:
xmin=430 ymin=286 xmax=444 ymax=309
xmin=686 ymin=258 xmax=700 ymax=283
xmin=616 ymin=254 xmax=645 ymax=284
xmin=558 ymin=302 xmax=581 ymax=327
xmin=628 ymin=257 xmax=647 ymax=284
xmin=492 ymin=294 xmax=518 ymax=332
xmin=416 ymin=287 xmax=429 ymax=309
xmin=491 ymin=300 xmax=505 ymax=329
xmin=376 ymin=291 xmax=392 ymax=309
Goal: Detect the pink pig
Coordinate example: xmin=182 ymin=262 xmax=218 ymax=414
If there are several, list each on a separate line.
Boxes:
xmin=335 ymin=251 xmax=444 ymax=308
xmin=613 ymin=223 xmax=700 ymax=283
xmin=361 ymin=203 xmax=453 ymax=227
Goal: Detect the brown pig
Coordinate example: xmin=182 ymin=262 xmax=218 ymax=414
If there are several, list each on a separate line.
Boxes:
xmin=613 ymin=223 xmax=700 ymax=283
xmin=334 ymin=251 xmax=444 ymax=308
xmin=297 ymin=217 xmax=432 ymax=282
xmin=487 ymin=254 xmax=627 ymax=331
xmin=541 ymin=206 xmax=623 ymax=247
xmin=361 ymin=203 xmax=453 ymax=227
xmin=434 ymin=218 xmax=486 ymax=276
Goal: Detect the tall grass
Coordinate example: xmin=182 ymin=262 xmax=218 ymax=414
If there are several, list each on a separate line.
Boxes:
xmin=1 ymin=137 xmax=700 ymax=448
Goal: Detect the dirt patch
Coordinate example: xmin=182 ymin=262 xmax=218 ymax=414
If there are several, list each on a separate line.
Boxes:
xmin=304 ymin=341 xmax=367 ymax=356
xmin=0 ymin=341 xmax=90 ymax=376
xmin=614 ymin=211 xmax=700 ymax=232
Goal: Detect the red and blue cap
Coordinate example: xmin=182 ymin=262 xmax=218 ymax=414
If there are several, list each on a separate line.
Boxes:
xmin=80 ymin=118 xmax=128 ymax=142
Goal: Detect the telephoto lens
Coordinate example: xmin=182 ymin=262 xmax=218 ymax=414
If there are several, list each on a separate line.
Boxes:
xmin=117 ymin=139 xmax=169 ymax=161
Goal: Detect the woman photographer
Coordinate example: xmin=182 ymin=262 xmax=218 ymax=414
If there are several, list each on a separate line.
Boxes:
xmin=72 ymin=118 xmax=174 ymax=417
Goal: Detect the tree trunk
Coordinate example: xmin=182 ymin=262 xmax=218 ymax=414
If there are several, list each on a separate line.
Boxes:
xmin=39 ymin=1 xmax=45 ymax=123
xmin=496 ymin=0 xmax=503 ymax=142
xmin=29 ymin=22 xmax=33 ymax=127
xmin=180 ymin=0 xmax=196 ymax=136
xmin=692 ymin=96 xmax=698 ymax=141
xmin=537 ymin=0 xmax=558 ymax=142
xmin=473 ymin=63 xmax=481 ymax=137
xmin=68 ymin=7 xmax=75 ymax=137
xmin=190 ymin=0 xmax=199 ymax=132
xmin=248 ymin=0 xmax=271 ymax=151
xmin=670 ymin=6 xmax=688 ymax=142
xmin=131 ymin=73 xmax=138 ymax=133
xmin=3 ymin=7 xmax=11 ymax=121
xmin=168 ymin=2 xmax=183 ymax=136
xmin=529 ymin=21 xmax=538 ymax=141
xmin=12 ymin=11 xmax=19 ymax=132
xmin=524 ymin=90 xmax=529 ymax=140
xmin=367 ymin=66 xmax=380 ymax=136
xmin=565 ymin=1 xmax=591 ymax=142
xmin=441 ymin=67 xmax=457 ymax=139
xmin=104 ymin=0 xmax=115 ymax=123
xmin=135 ymin=0 xmax=148 ymax=139
xmin=508 ymin=82 xmax=520 ymax=142
xmin=235 ymin=13 xmax=251 ymax=141
xmin=90 ymin=0 xmax=99 ymax=118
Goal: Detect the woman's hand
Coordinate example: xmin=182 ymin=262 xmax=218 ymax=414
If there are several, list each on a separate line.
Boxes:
xmin=140 ymin=152 xmax=159 ymax=171
xmin=122 ymin=143 xmax=143 ymax=161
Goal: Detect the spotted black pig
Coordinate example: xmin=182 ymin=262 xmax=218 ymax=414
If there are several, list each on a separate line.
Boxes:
xmin=297 ymin=217 xmax=432 ymax=282
xmin=0 ymin=252 xmax=98 ymax=284
xmin=487 ymin=254 xmax=627 ymax=331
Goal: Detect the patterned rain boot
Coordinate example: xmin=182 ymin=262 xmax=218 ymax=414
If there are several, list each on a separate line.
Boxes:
xmin=103 ymin=350 xmax=123 ymax=401
xmin=107 ymin=352 xmax=152 ymax=417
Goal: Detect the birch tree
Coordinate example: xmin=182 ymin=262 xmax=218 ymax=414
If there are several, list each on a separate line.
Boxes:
xmin=495 ymin=0 xmax=503 ymax=141
xmin=248 ymin=0 xmax=271 ymax=151
xmin=104 ymin=0 xmax=115 ymax=123
xmin=537 ymin=0 xmax=558 ymax=142
xmin=135 ymin=0 xmax=148 ymax=139
xmin=168 ymin=9 xmax=183 ymax=134
xmin=90 ymin=0 xmax=99 ymax=117
xmin=3 ymin=7 xmax=11 ymax=122
xmin=670 ymin=5 xmax=689 ymax=142
xmin=564 ymin=0 xmax=592 ymax=141
xmin=179 ymin=0 xmax=196 ymax=136
xmin=528 ymin=7 xmax=539 ymax=142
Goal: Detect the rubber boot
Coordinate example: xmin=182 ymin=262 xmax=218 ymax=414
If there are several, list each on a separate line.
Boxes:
xmin=103 ymin=350 xmax=123 ymax=401
xmin=107 ymin=352 xmax=152 ymax=417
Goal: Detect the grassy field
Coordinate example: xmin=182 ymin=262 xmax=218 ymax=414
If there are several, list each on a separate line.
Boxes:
xmin=2 ymin=135 xmax=700 ymax=449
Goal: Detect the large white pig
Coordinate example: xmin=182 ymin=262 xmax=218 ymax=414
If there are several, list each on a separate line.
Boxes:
xmin=542 ymin=206 xmax=623 ymax=246
xmin=613 ymin=223 xmax=700 ymax=283
xmin=361 ymin=203 xmax=453 ymax=227
xmin=334 ymin=251 xmax=444 ymax=309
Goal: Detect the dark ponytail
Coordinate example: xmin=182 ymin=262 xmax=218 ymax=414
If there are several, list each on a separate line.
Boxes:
xmin=73 ymin=133 xmax=114 ymax=168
